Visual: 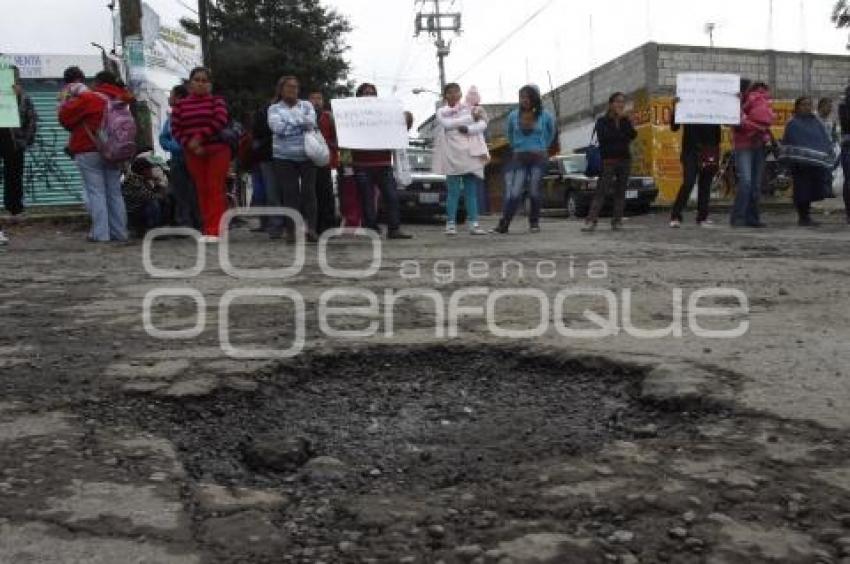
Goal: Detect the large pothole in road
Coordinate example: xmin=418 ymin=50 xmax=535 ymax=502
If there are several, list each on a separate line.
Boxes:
xmin=79 ymin=347 xmax=746 ymax=562
xmin=85 ymin=347 xmax=694 ymax=490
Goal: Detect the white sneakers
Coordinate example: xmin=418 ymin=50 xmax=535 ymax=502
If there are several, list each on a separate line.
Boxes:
xmin=446 ymin=223 xmax=487 ymax=236
xmin=0 ymin=231 xmax=8 ymax=245
xmin=200 ymin=236 xmax=220 ymax=244
xmin=669 ymin=219 xmax=681 ymax=228
xmin=698 ymin=219 xmax=715 ymax=227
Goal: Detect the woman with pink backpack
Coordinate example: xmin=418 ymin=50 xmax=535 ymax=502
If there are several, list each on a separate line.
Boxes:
xmin=731 ymin=80 xmax=775 ymax=228
xmin=59 ymin=70 xmax=136 ymax=242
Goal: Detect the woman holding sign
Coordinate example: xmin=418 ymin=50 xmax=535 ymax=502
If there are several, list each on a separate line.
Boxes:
xmin=350 ymin=83 xmax=412 ymax=240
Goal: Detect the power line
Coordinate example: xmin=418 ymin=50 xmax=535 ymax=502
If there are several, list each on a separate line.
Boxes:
xmin=453 ymin=0 xmax=556 ymax=81
xmin=174 ymin=0 xmax=198 ymax=16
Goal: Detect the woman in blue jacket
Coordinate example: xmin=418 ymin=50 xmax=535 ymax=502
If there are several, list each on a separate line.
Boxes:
xmin=491 ymin=85 xmax=555 ymax=234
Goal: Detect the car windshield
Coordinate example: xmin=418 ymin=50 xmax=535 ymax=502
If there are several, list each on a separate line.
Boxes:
xmin=408 ymin=150 xmax=433 ymax=172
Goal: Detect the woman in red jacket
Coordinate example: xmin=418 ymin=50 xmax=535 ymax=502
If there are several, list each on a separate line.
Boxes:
xmin=171 ymin=67 xmax=230 ymax=242
xmin=59 ymin=70 xmax=134 ymax=242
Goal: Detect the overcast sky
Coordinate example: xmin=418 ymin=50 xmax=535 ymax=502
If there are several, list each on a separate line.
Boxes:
xmin=1 ymin=0 xmax=848 ymax=124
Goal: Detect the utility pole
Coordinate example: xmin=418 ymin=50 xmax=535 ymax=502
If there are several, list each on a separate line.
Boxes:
xmin=414 ymin=0 xmax=462 ymax=92
xmin=119 ymin=0 xmax=142 ymax=41
xmin=118 ymin=0 xmax=152 ymax=149
xmin=198 ymin=0 xmax=210 ymax=67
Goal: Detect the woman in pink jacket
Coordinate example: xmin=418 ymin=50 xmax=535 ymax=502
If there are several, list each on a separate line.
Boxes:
xmin=732 ymin=80 xmax=775 ymax=227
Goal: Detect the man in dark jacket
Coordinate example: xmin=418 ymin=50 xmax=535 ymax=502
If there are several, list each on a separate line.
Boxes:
xmin=1 ymin=65 xmax=38 ymax=222
xmin=669 ymin=98 xmax=722 ymax=227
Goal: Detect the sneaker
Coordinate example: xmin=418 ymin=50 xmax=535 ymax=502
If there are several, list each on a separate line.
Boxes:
xmin=7 ymin=213 xmax=25 ymax=225
xmin=669 ymin=219 xmax=682 ymax=228
xmin=200 ymin=235 xmax=220 ymax=244
xmin=798 ymin=217 xmax=820 ymax=227
xmin=581 ymin=222 xmax=597 ymax=233
xmin=611 ymin=222 xmax=623 ymax=231
xmin=306 ymin=231 xmax=319 ymax=243
xmin=387 ymin=229 xmax=413 ymax=240
xmin=529 ymin=224 xmax=541 ymax=233
xmin=469 ymin=225 xmax=487 ymax=235
xmin=0 ymin=231 xmax=8 ymax=245
xmin=697 ymin=219 xmax=715 ymax=227
xmin=490 ymin=220 xmax=509 ymax=234
xmin=445 ymin=223 xmax=457 ymax=236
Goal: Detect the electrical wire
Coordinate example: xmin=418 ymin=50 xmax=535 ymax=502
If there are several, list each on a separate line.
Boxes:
xmin=453 ymin=0 xmax=557 ymax=81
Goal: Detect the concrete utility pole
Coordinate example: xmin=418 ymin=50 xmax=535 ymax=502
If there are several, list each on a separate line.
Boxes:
xmin=414 ymin=0 xmax=462 ymax=92
xmin=198 ymin=0 xmax=210 ymax=67
xmin=118 ymin=0 xmax=153 ymax=149
xmin=119 ymin=0 xmax=143 ymax=41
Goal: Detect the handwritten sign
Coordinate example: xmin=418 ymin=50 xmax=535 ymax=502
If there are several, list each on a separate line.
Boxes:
xmin=331 ymin=97 xmax=408 ymax=150
xmin=0 ymin=68 xmax=21 ymax=128
xmin=675 ymin=73 xmax=741 ymax=125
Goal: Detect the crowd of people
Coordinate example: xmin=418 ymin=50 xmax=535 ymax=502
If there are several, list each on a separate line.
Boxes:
xmin=2 ymin=63 xmax=850 ymax=247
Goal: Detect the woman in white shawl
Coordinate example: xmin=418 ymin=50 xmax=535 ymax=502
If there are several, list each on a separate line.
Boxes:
xmin=433 ymin=83 xmax=490 ymax=235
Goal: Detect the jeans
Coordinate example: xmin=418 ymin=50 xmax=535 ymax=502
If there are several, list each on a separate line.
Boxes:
xmin=315 ymin=166 xmax=337 ymax=233
xmin=170 ymin=157 xmax=200 ymax=229
xmin=269 ymin=159 xmax=317 ymax=236
xmin=841 ymin=145 xmax=850 ymax=217
xmin=671 ymin=150 xmax=713 ymax=223
xmin=731 ymin=147 xmax=765 ymax=226
xmin=501 ymin=158 xmax=545 ymax=227
xmin=184 ymin=144 xmax=231 ymax=236
xmin=75 ymin=152 xmax=127 ymax=241
xmin=1 ymin=135 xmax=25 ymax=215
xmin=354 ymin=166 xmax=400 ymax=231
xmin=587 ymin=159 xmax=631 ymax=224
xmin=446 ymin=173 xmax=480 ymax=225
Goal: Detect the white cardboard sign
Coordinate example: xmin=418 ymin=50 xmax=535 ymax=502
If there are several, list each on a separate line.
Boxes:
xmin=331 ymin=97 xmax=408 ymax=150
xmin=675 ymin=73 xmax=741 ymax=125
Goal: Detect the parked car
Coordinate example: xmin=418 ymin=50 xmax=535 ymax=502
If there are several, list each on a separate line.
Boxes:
xmin=394 ymin=143 xmax=466 ymax=223
xmin=541 ymin=154 xmax=658 ymax=218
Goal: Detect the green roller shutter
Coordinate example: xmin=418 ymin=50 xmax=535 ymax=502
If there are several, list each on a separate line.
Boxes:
xmin=0 ymin=88 xmax=85 ymax=207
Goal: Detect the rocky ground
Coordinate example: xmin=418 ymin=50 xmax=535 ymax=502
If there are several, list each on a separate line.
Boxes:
xmin=1 ymin=209 xmax=850 ymax=563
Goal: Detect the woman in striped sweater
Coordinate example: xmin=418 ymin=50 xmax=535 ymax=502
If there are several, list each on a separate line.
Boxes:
xmin=171 ymin=66 xmax=230 ymax=241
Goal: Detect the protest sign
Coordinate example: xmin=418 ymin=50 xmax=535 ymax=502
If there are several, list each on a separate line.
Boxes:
xmin=675 ymin=73 xmax=741 ymax=125
xmin=331 ymin=97 xmax=408 ymax=150
xmin=0 ymin=68 xmax=21 ymax=129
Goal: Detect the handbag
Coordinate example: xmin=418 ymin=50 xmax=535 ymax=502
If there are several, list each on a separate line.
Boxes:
xmin=585 ymin=125 xmax=602 ymax=177
xmin=393 ymin=148 xmax=413 ymax=187
xmin=304 ymin=130 xmax=330 ymax=167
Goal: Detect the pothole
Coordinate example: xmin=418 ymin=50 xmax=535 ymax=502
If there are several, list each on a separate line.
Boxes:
xmin=78 ymin=346 xmax=850 ymax=563
xmin=81 ymin=347 xmax=693 ymax=491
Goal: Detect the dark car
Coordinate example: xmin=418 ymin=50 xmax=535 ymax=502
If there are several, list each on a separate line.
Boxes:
xmin=393 ymin=144 xmax=466 ymax=223
xmin=541 ymin=154 xmax=658 ymax=218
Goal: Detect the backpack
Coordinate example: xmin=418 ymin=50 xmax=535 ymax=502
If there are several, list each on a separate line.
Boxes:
xmin=86 ymin=93 xmax=137 ymax=163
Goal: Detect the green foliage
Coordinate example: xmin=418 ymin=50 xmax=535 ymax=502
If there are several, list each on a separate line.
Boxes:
xmin=183 ymin=0 xmax=352 ymax=118
xmin=833 ymin=0 xmax=850 ymax=28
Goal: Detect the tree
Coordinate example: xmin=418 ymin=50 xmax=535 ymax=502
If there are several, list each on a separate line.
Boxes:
xmin=832 ymin=0 xmax=850 ymax=46
xmin=182 ymin=0 xmax=352 ymax=118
